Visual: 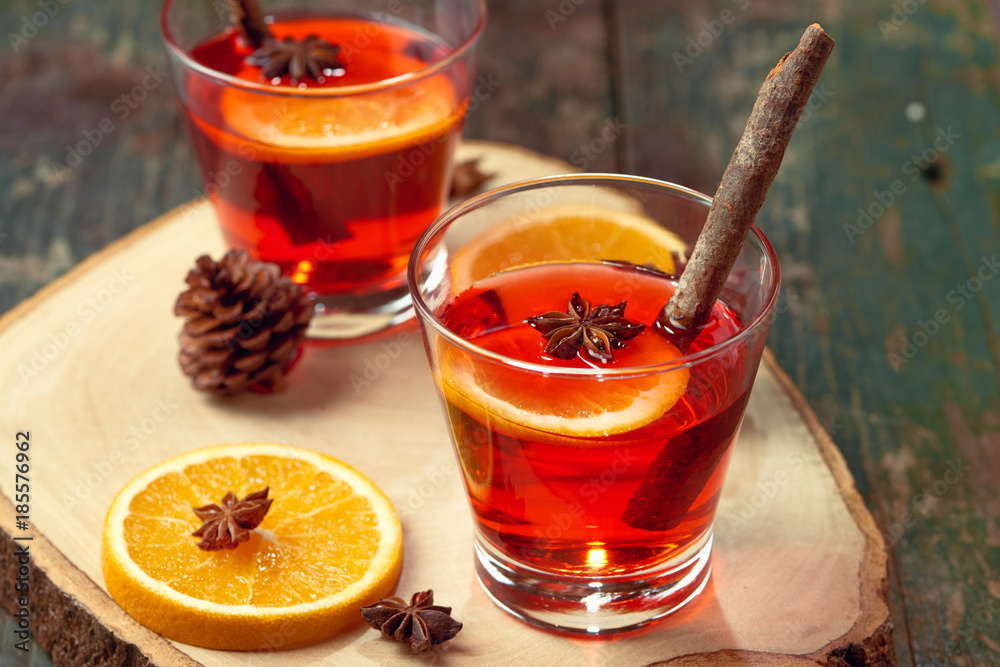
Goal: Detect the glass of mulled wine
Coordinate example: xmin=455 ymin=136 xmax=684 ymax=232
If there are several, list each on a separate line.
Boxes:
xmin=161 ymin=0 xmax=485 ymax=339
xmin=408 ymin=174 xmax=780 ymax=634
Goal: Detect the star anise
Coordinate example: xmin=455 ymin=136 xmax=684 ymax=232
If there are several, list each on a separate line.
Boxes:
xmin=360 ymin=590 xmax=462 ymax=653
xmin=527 ymin=292 xmax=646 ymax=362
xmin=449 ymin=158 xmax=495 ymax=199
xmin=247 ymin=35 xmax=344 ymax=83
xmin=191 ymin=487 xmax=273 ymax=551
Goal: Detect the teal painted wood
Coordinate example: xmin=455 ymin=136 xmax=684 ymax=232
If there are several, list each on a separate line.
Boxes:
xmin=0 ymin=0 xmax=202 ymax=317
xmin=463 ymin=0 xmax=619 ymax=173
xmin=0 ymin=608 xmax=53 ymax=667
xmin=7 ymin=0 xmax=1000 ymax=664
xmin=617 ymin=1 xmax=1000 ymax=665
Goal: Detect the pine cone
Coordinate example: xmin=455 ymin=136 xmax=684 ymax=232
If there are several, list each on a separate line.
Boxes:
xmin=174 ymin=249 xmax=313 ymax=395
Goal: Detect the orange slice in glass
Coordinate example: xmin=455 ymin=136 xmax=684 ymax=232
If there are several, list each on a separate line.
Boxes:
xmin=209 ymin=74 xmax=462 ymax=163
xmin=101 ymin=443 xmax=403 ymax=650
xmin=437 ymin=333 xmax=690 ymax=441
xmin=450 ymin=203 xmax=689 ymax=289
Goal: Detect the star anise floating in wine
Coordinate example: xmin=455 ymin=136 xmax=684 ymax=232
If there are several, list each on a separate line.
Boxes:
xmin=191 ymin=487 xmax=273 ymax=551
xmin=360 ymin=590 xmax=463 ymax=653
xmin=527 ymin=292 xmax=646 ymax=362
xmin=247 ymin=36 xmax=345 ymax=83
xmin=226 ymin=0 xmax=344 ymax=83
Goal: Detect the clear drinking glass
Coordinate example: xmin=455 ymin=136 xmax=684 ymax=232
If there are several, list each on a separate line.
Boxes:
xmin=162 ymin=0 xmax=486 ymax=339
xmin=408 ymin=174 xmax=780 ymax=633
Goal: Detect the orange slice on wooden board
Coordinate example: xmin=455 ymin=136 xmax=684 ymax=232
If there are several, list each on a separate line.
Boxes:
xmin=101 ymin=443 xmax=403 ymax=650
xmin=449 ymin=203 xmax=689 ymax=289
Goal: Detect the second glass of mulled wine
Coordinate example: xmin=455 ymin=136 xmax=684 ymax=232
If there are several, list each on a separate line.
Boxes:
xmin=162 ymin=0 xmax=486 ymax=338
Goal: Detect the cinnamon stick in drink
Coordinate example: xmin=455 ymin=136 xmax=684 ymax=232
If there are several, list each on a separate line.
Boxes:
xmin=627 ymin=25 xmax=835 ymax=532
xmin=655 ymin=24 xmax=835 ymax=344
xmin=225 ymin=0 xmax=272 ymax=49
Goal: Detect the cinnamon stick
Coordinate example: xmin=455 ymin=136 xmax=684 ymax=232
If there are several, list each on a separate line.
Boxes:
xmin=656 ymin=24 xmax=835 ymax=343
xmin=226 ymin=0 xmax=272 ymax=50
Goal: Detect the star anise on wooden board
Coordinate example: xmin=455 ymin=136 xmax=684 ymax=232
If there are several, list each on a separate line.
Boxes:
xmin=360 ymin=590 xmax=462 ymax=653
xmin=449 ymin=158 xmax=495 ymax=199
xmin=527 ymin=292 xmax=646 ymax=361
xmin=247 ymin=36 xmax=345 ymax=83
xmin=191 ymin=487 xmax=273 ymax=551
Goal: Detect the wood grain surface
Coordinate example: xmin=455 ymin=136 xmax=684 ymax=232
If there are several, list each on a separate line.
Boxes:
xmin=0 ymin=141 xmax=889 ymax=665
xmin=1 ymin=0 xmax=999 ymax=665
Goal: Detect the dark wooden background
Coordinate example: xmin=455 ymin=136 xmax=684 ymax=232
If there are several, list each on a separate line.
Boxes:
xmin=3 ymin=0 xmax=1000 ymax=664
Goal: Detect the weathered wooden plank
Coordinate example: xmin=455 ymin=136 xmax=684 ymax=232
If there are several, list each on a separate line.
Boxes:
xmin=617 ymin=1 xmax=1000 ymax=665
xmin=0 ymin=609 xmax=42 ymax=667
xmin=0 ymin=0 xmax=201 ymax=317
xmin=464 ymin=0 xmax=620 ymax=173
xmin=3 ymin=0 xmax=999 ymax=663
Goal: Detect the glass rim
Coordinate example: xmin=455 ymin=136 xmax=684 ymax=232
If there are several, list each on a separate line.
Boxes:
xmin=160 ymin=0 xmax=487 ymax=98
xmin=408 ymin=173 xmax=782 ymax=378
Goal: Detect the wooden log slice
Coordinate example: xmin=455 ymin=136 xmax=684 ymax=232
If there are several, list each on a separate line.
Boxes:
xmin=0 ymin=141 xmax=893 ymax=665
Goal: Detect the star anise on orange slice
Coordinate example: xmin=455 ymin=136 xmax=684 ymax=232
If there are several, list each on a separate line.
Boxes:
xmin=527 ymin=292 xmax=646 ymax=362
xmin=360 ymin=590 xmax=462 ymax=653
xmin=191 ymin=487 xmax=273 ymax=551
xmin=247 ymin=36 xmax=345 ymax=83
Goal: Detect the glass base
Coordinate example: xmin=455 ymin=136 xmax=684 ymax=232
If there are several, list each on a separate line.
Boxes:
xmin=474 ymin=530 xmax=713 ymax=635
xmin=306 ymin=283 xmax=414 ymax=340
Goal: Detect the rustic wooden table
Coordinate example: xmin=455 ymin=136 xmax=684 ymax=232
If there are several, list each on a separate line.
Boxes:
xmin=1 ymin=1 xmax=998 ymax=665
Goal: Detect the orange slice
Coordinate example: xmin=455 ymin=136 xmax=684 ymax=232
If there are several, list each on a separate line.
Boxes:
xmin=437 ymin=334 xmax=690 ymax=442
xmin=208 ymin=73 xmax=462 ymax=163
xmin=101 ymin=443 xmax=403 ymax=650
xmin=450 ymin=203 xmax=689 ymax=289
